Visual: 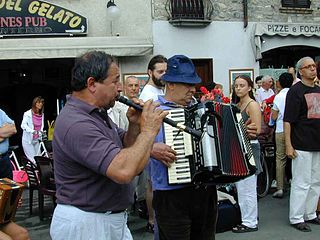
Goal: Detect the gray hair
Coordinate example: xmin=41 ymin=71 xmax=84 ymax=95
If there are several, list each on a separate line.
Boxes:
xmin=125 ymin=75 xmax=138 ymax=83
xmin=261 ymin=75 xmax=272 ymax=82
xmin=296 ymin=56 xmax=314 ymax=70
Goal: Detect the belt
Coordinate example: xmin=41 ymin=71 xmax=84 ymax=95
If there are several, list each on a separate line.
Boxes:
xmin=0 ymin=152 xmax=8 ymax=158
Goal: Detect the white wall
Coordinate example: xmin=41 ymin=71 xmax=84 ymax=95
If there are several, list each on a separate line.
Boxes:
xmin=152 ymin=21 xmax=259 ymax=93
xmin=119 ymin=56 xmax=151 ymax=79
xmin=119 ymin=19 xmax=320 ymax=88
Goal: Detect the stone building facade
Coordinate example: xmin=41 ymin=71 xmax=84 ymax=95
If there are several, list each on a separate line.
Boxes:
xmin=151 ymin=0 xmax=320 ymax=92
xmin=153 ymin=0 xmax=320 ymax=22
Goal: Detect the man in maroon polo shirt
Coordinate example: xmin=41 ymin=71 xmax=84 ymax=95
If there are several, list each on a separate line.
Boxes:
xmin=50 ymin=51 xmax=167 ymax=240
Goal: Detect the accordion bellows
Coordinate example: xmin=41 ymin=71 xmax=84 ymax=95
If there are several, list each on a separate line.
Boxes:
xmin=0 ymin=178 xmax=25 ymax=224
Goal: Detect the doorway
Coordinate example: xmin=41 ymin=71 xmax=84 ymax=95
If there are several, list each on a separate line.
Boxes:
xmin=260 ymin=45 xmax=320 ymax=68
xmin=0 ymin=58 xmax=74 ymax=146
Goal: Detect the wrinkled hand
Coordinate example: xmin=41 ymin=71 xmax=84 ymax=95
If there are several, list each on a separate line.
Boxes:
xmin=286 ymin=145 xmax=297 ymax=160
xmin=245 ymin=119 xmax=258 ymax=139
xmin=152 ymin=143 xmax=177 ymax=167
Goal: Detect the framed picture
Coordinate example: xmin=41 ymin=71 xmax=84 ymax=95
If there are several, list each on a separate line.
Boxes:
xmin=122 ymin=73 xmax=149 ymax=95
xmin=228 ymin=68 xmax=254 ymax=94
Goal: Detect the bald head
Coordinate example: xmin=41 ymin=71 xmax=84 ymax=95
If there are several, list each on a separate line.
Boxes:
xmin=124 ymin=76 xmax=140 ymax=99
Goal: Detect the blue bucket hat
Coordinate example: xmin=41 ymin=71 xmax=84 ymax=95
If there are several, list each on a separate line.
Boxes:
xmin=161 ymin=55 xmax=201 ymax=84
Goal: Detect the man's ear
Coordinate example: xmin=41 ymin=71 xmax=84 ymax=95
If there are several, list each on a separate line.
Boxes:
xmin=167 ymin=82 xmax=175 ymax=90
xmin=87 ymin=77 xmax=96 ymax=92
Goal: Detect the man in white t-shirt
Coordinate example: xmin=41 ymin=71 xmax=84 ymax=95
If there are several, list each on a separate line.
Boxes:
xmin=140 ymin=55 xmax=173 ymax=236
xmin=140 ymin=55 xmax=167 ymax=101
xmin=255 ymin=75 xmax=275 ymax=104
xmin=271 ymin=73 xmax=293 ymax=198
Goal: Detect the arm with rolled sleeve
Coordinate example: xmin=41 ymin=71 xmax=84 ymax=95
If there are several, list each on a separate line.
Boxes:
xmin=0 ymin=110 xmax=16 ymax=142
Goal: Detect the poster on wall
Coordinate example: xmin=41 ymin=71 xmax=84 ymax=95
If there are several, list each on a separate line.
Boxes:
xmin=228 ymin=68 xmax=254 ymax=94
xmin=0 ymin=0 xmax=88 ymax=37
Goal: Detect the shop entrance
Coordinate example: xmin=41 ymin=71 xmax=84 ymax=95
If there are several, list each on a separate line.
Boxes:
xmin=0 ymin=58 xmax=74 ymax=146
xmin=260 ymin=45 xmax=320 ymax=68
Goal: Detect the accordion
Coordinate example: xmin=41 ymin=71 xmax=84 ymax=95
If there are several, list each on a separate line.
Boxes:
xmin=0 ymin=178 xmax=25 ymax=224
xmin=164 ymin=101 xmax=256 ymax=185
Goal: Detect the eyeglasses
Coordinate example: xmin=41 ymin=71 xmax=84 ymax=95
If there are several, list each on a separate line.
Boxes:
xmin=300 ymin=64 xmax=317 ymax=70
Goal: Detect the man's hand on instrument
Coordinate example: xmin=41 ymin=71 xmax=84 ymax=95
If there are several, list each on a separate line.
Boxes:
xmin=140 ymin=100 xmax=168 ymax=137
xmin=126 ymin=98 xmax=145 ymax=126
xmin=151 ymin=143 xmax=177 ymax=167
xmin=245 ymin=119 xmax=258 ymax=139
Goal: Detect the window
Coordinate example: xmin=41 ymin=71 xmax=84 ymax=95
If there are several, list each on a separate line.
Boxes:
xmin=281 ymin=0 xmax=311 ymax=8
xmin=171 ymin=0 xmax=204 ymax=20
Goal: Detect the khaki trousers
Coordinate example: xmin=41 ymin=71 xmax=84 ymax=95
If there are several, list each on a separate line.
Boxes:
xmin=275 ymin=132 xmax=287 ymax=190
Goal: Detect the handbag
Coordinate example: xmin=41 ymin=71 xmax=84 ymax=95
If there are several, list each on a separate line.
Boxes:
xmin=11 ymin=160 xmax=28 ymax=183
xmin=216 ymin=199 xmax=241 ymax=233
xmin=47 ymin=120 xmax=55 ymax=141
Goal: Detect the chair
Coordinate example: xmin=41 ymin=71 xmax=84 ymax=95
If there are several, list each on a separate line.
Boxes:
xmin=34 ymin=156 xmax=56 ymax=220
xmin=21 ymin=156 xmax=56 ymax=220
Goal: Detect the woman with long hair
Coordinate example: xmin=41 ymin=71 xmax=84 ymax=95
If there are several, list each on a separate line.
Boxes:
xmin=21 ymin=96 xmax=45 ymax=164
xmin=231 ymin=75 xmax=262 ymax=233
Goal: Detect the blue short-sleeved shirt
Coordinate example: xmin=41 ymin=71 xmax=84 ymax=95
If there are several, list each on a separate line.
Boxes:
xmin=53 ymin=95 xmax=133 ymax=212
xmin=150 ymin=95 xmax=193 ymax=191
xmin=0 ymin=109 xmax=14 ymax=154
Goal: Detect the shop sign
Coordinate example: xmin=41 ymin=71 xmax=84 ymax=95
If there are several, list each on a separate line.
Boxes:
xmin=0 ymin=0 xmax=88 ymax=37
xmin=255 ymin=22 xmax=320 ymax=37
xmin=253 ymin=22 xmax=320 ymax=60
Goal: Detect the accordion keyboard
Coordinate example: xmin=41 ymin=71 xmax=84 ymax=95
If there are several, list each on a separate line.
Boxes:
xmin=164 ymin=108 xmax=193 ymax=184
xmin=235 ymin=113 xmax=255 ymax=166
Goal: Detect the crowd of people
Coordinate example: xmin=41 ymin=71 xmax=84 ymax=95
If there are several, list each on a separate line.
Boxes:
xmin=254 ymin=57 xmax=320 ymax=232
xmin=0 ymin=52 xmax=319 ymax=240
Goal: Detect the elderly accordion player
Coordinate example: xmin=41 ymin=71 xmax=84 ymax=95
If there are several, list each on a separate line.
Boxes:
xmin=0 ymin=178 xmax=25 ymax=224
xmin=164 ymin=101 xmax=256 ymax=185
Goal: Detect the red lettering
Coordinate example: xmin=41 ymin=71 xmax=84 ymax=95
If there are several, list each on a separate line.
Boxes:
xmin=15 ymin=17 xmax=22 ymax=27
xmin=24 ymin=17 xmax=47 ymax=27
xmin=39 ymin=17 xmax=47 ymax=27
xmin=0 ymin=17 xmax=22 ymax=27
xmin=24 ymin=17 xmax=31 ymax=27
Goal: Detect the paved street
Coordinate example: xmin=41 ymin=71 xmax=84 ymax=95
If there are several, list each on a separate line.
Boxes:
xmin=15 ymin=189 xmax=320 ymax=240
